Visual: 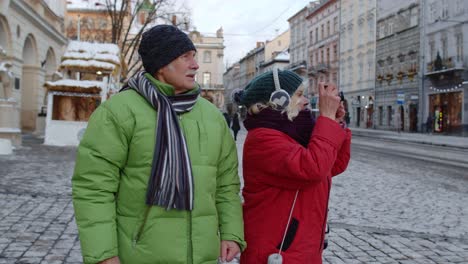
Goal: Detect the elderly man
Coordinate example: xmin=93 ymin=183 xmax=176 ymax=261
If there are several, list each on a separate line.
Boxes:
xmin=72 ymin=25 xmax=245 ymax=264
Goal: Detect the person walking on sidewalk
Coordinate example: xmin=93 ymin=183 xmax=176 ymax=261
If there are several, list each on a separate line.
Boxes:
xmin=426 ymin=115 xmax=434 ymax=133
xmin=72 ymin=25 xmax=245 ymax=264
xmin=231 ymin=112 xmax=241 ymax=141
xmin=234 ymin=69 xmax=351 ymax=264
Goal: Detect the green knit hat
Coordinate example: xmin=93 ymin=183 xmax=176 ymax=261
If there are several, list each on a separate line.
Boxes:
xmin=234 ymin=69 xmax=303 ymax=107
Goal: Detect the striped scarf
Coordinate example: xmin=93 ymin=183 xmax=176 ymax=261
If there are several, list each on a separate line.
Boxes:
xmin=122 ymin=71 xmax=199 ymax=210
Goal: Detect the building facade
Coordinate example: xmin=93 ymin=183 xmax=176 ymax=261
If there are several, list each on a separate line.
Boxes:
xmin=288 ymin=6 xmax=310 ymax=78
xmin=0 ymin=0 xmax=67 ymax=145
xmin=223 ymin=62 xmax=240 ymax=114
xmin=422 ymin=0 xmax=468 ymax=135
xmin=306 ymin=0 xmax=340 ymax=106
xmin=340 ymin=0 xmax=376 ymax=128
xmin=189 ymin=28 xmax=226 ymax=109
xmin=375 ymin=0 xmax=420 ymax=132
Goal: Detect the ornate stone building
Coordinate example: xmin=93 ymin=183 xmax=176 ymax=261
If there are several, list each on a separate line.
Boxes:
xmin=0 ymin=0 xmax=67 ymax=145
xmin=422 ymin=0 xmax=468 ymax=135
xmin=375 ymin=0 xmax=420 ymax=132
xmin=189 ymin=28 xmax=226 ymax=109
xmin=306 ymin=0 xmax=340 ymax=108
xmin=340 ymin=0 xmax=376 ymax=128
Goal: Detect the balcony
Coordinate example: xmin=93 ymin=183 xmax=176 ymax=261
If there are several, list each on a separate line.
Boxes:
xmin=425 ymin=57 xmax=464 ymax=77
xmin=317 ymin=63 xmax=330 ymax=73
xmin=308 ymin=66 xmax=318 ymax=76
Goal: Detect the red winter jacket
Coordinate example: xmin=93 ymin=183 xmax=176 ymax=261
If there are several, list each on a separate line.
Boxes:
xmin=241 ymin=116 xmax=351 ymax=264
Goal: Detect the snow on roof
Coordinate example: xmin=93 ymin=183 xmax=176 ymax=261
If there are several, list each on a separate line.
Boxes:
xmin=45 ymin=80 xmax=105 ymax=89
xmin=67 ymin=41 xmax=119 ymax=56
xmin=60 ymin=41 xmax=120 ymax=71
xmin=63 ymin=51 xmax=120 ymax=65
xmin=61 ymin=59 xmax=116 ymax=71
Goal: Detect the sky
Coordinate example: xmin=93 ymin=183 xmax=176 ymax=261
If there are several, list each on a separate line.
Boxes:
xmin=181 ymin=0 xmax=314 ymax=68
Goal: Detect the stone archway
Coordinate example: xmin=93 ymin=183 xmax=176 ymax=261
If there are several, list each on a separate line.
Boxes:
xmin=44 ymin=48 xmax=57 ymax=81
xmin=21 ymin=34 xmax=40 ymax=132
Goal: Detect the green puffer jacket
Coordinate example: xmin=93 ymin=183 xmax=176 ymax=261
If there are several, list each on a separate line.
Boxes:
xmin=72 ymin=81 xmax=246 ymax=264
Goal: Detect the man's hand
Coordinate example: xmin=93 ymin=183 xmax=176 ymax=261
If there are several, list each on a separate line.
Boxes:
xmin=99 ymin=256 xmax=120 ymax=264
xmin=220 ymin=240 xmax=240 ymax=262
xmin=318 ymin=82 xmax=341 ymax=120
xmin=335 ymin=101 xmax=346 ymax=123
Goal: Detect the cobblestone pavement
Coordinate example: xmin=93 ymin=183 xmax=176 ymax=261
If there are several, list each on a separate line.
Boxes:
xmin=0 ymin=132 xmax=467 ymax=263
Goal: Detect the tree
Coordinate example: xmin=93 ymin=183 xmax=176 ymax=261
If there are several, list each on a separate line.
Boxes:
xmin=104 ymin=0 xmax=192 ymax=79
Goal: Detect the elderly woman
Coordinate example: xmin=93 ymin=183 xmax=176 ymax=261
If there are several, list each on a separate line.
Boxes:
xmin=234 ymin=69 xmax=351 ymax=264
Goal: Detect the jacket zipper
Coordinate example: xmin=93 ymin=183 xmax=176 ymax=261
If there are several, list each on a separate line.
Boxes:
xmin=319 ymin=176 xmax=331 ymax=251
xmin=133 ymin=206 xmax=152 ymax=247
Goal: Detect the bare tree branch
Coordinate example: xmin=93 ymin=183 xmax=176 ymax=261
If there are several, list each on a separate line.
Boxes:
xmin=104 ymin=0 xmax=192 ymax=78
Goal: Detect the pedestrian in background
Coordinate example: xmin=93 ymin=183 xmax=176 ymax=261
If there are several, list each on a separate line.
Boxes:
xmin=231 ymin=112 xmax=241 ymax=141
xmin=426 ymin=114 xmax=434 ymax=133
xmin=223 ymin=112 xmax=231 ymax=126
xmin=72 ymin=25 xmax=245 ymax=264
xmin=234 ymin=69 xmax=351 ymax=264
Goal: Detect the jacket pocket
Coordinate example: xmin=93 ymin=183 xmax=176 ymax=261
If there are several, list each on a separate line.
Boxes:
xmin=276 ymin=217 xmax=299 ymax=252
xmin=132 ymin=206 xmax=152 ymax=248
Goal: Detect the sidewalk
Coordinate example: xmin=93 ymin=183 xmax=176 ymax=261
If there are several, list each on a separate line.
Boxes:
xmin=350 ymin=127 xmax=468 ymax=149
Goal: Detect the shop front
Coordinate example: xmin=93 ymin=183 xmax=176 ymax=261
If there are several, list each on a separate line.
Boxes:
xmin=428 ymin=91 xmax=463 ymax=134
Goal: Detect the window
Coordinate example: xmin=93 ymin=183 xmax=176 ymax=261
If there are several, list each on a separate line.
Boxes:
xmin=379 ymin=106 xmax=383 ymax=126
xmin=333 ymin=17 xmax=338 ymax=33
xmin=316 ymin=52 xmax=319 ymax=65
xmin=410 ymin=7 xmax=418 ymax=27
xmin=341 ymin=65 xmax=346 ymax=85
xmin=442 ymin=0 xmax=449 ymax=19
xmin=455 ymin=0 xmax=464 ymax=16
xmin=333 ymin=44 xmax=337 ymax=61
xmin=321 ymin=24 xmax=324 ymax=40
xmin=278 ymin=40 xmax=281 ymax=46
xmin=430 ymin=2 xmax=438 ymax=22
xmin=326 ymin=48 xmax=330 ymax=63
xmin=321 ymin=50 xmax=324 ymax=63
xmin=315 ymin=28 xmax=318 ymax=43
xmin=309 ymin=31 xmax=313 ymax=44
xmin=441 ymin=37 xmax=448 ymax=59
xmin=388 ymin=21 xmax=394 ymax=35
xmin=202 ymin=72 xmax=211 ymax=86
xmin=348 ymin=29 xmax=354 ymax=50
xmin=358 ymin=25 xmax=364 ymax=46
xmin=358 ymin=62 xmax=363 ymax=81
xmin=333 ymin=72 xmax=337 ymax=84
xmin=429 ymin=41 xmax=435 ymax=61
xmin=456 ymin=34 xmax=463 ymax=62
xmin=387 ymin=106 xmax=392 ymax=126
xmin=379 ymin=24 xmax=385 ymax=39
xmin=310 ymin=54 xmax=314 ymax=67
xmin=368 ymin=19 xmax=374 ymax=40
xmin=203 ymin=51 xmax=212 ymax=63
xmin=327 ymin=21 xmax=330 ymax=37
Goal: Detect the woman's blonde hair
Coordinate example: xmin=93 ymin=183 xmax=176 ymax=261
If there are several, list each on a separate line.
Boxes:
xmin=248 ymin=84 xmax=306 ymax=121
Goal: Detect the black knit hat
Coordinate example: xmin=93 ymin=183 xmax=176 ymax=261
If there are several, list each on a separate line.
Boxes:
xmin=138 ymin=25 xmax=196 ymax=75
xmin=234 ymin=69 xmax=303 ymax=107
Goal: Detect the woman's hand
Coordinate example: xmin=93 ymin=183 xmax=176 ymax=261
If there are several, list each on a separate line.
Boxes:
xmin=318 ymin=82 xmax=341 ymax=120
xmin=335 ymin=101 xmax=346 ymax=123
